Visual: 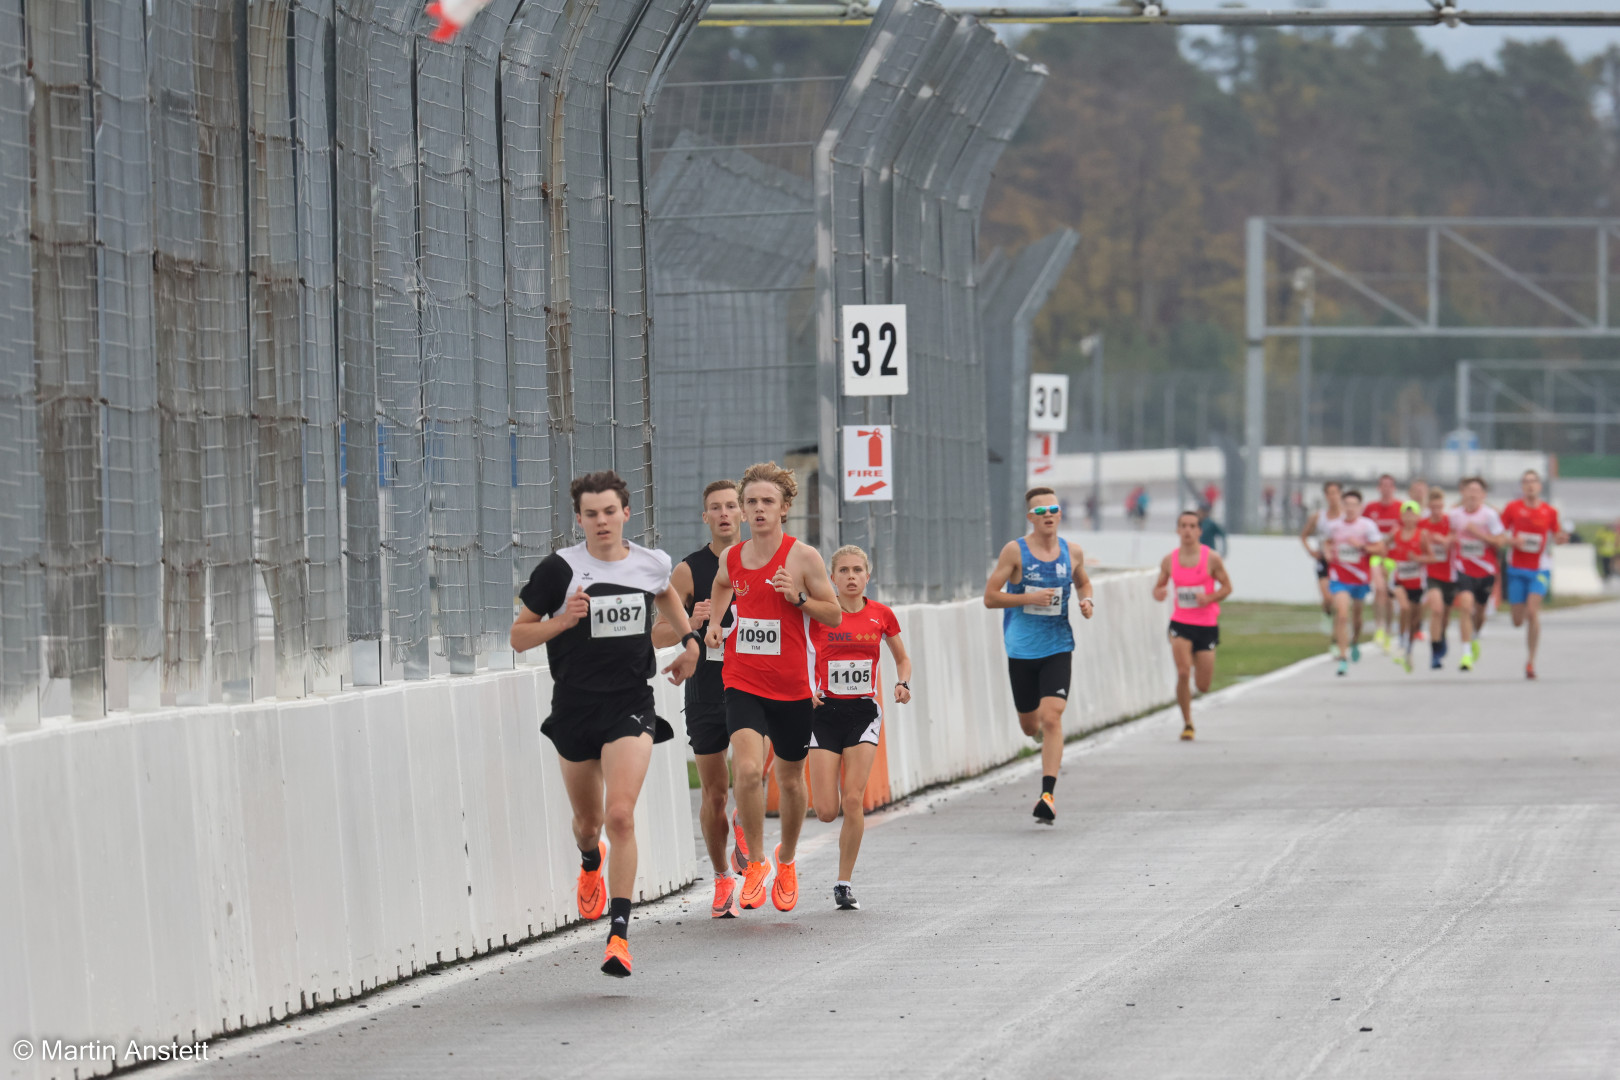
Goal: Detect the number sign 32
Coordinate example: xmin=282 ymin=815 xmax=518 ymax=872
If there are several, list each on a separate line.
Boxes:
xmin=841 ymin=304 xmax=908 ymax=396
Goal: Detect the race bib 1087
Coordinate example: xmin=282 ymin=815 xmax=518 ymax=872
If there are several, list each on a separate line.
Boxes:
xmin=734 ymin=617 xmax=781 ymax=656
xmin=825 ymin=659 xmax=873 ymax=696
xmin=589 ymin=593 xmax=645 ymax=639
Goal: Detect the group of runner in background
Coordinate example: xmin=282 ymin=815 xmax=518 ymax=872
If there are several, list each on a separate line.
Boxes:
xmin=1300 ymin=469 xmax=1568 ymax=679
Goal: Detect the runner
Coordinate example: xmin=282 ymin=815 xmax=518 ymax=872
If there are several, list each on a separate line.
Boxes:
xmin=649 ymin=479 xmax=751 ymax=917
xmin=1324 ymin=489 xmax=1386 ymax=677
xmin=808 ymin=545 xmax=912 ymax=910
xmin=1153 ymin=510 xmax=1232 ymax=741
xmin=508 ymin=470 xmax=701 ymax=978
xmin=1407 ymin=477 xmax=1430 ymax=510
xmin=983 ymin=486 xmax=1095 ymax=824
xmin=1419 ymin=486 xmax=1463 ymax=669
xmin=1385 ymin=500 xmax=1429 ymax=673
xmin=1299 ymin=481 xmax=1343 ymax=618
xmin=1449 ymin=476 xmax=1505 ymax=673
xmin=703 ymin=462 xmax=842 ymax=913
xmin=1363 ymin=474 xmax=1404 ymax=653
xmin=1498 ymin=469 xmax=1568 ymax=679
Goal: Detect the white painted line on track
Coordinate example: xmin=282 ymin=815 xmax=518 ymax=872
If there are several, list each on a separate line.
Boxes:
xmin=142 ymin=648 xmax=1332 ymax=1078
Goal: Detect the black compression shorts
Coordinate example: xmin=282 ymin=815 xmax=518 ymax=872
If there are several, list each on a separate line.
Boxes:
xmin=1456 ymin=573 xmax=1495 ymax=607
xmin=726 ymin=688 xmax=814 ymax=762
xmin=1168 ymin=620 xmax=1219 ymax=653
xmin=810 ymin=696 xmax=881 ymax=753
xmin=685 ymin=700 xmax=730 ymax=757
xmin=1006 ymin=653 xmax=1072 ymax=715
xmin=1426 ymin=579 xmax=1457 ymax=607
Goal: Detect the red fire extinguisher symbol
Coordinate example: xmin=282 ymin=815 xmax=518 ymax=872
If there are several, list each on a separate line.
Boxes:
xmin=859 ymin=428 xmax=884 ymax=467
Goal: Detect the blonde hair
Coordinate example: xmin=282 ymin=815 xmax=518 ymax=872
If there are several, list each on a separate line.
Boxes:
xmin=831 ymin=544 xmax=870 ymax=574
xmin=740 ymin=461 xmax=798 ymax=522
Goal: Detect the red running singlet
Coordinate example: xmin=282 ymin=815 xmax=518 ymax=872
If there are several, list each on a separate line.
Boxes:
xmin=723 ymin=535 xmax=814 ymax=701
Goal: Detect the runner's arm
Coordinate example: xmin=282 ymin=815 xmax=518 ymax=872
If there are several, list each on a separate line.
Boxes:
xmin=885 ymin=632 xmax=913 ymax=705
xmin=1151 ymin=554 xmax=1172 ymax=602
xmin=703 ymin=556 xmax=734 ymax=650
xmin=794 ymin=545 xmax=843 ymax=627
xmin=1206 ymin=552 xmax=1234 ymax=605
xmin=649 ymin=560 xmax=694 ymax=648
xmin=1071 ymin=545 xmax=1095 ymax=618
xmin=508 ymin=589 xmax=587 ymax=653
xmin=653 ymin=585 xmax=700 ymax=684
xmin=1298 ymin=511 xmax=1321 ymax=557
xmin=983 ymin=541 xmax=1047 ymax=609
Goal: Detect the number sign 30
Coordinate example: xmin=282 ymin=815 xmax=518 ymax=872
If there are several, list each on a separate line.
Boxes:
xmin=841 ymin=304 xmax=908 ymax=396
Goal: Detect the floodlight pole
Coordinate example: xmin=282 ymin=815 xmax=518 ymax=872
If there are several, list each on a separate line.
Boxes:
xmin=1243 ymin=217 xmax=1265 ymax=535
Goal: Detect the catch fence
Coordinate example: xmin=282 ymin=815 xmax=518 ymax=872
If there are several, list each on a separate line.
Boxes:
xmin=0 ymin=0 xmax=1058 ymax=725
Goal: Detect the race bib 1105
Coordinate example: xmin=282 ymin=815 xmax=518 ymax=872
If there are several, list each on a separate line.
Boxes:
xmin=825 ymin=659 xmax=873 ymax=696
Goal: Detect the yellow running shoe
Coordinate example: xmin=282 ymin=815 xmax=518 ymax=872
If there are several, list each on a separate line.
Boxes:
xmin=1180 ymin=725 xmax=1195 ymax=741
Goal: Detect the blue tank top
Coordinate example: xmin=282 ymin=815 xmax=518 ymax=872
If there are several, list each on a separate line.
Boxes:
xmin=1002 ymin=537 xmax=1075 ymax=659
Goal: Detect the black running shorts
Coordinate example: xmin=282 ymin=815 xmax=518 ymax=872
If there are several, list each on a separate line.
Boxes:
xmin=1402 ymin=586 xmax=1424 ymax=605
xmin=1426 ymin=579 xmax=1457 ymax=607
xmin=1006 ymin=652 xmax=1072 ymax=715
xmin=810 ymin=696 xmax=881 ymax=753
xmin=685 ymin=701 xmax=730 ymax=757
xmin=1456 ymin=572 xmax=1494 ymax=607
xmin=1168 ymin=620 xmax=1219 ymax=653
xmin=726 ymin=688 xmax=814 ymax=762
xmin=543 ymin=687 xmax=672 ymax=763
xmin=1315 ymin=557 xmax=1329 ymax=581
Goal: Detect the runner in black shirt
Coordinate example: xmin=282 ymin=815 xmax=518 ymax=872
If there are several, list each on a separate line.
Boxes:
xmin=651 ymin=479 xmax=750 ymax=918
xmin=510 ymin=471 xmax=699 ymax=978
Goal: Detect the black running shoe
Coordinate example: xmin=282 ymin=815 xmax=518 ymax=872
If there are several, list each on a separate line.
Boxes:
xmin=833 ymin=884 xmax=860 ymax=910
xmin=1032 ymin=792 xmax=1055 ymax=824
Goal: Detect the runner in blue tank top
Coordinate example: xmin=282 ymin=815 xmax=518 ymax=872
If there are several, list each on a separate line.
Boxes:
xmin=983 ymin=485 xmax=1094 ymax=824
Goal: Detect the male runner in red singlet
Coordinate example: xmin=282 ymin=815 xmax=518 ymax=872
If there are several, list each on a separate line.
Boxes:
xmin=1450 ymin=476 xmax=1505 ymax=672
xmin=704 ymin=462 xmax=841 ymax=913
xmin=651 ymin=479 xmax=751 ymax=917
xmin=1363 ymin=474 xmax=1404 ymax=652
xmin=1499 ymin=469 xmax=1568 ymax=679
xmin=1385 ymin=500 xmax=1429 ymax=673
xmin=1419 ymin=487 xmax=1461 ymax=669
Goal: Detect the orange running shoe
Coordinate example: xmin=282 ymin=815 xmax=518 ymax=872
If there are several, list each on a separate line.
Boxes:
xmin=577 ymin=841 xmax=607 ymax=921
xmin=740 ymin=858 xmax=771 ymax=909
xmin=711 ymin=874 xmax=741 ymax=918
xmin=730 ymin=809 xmax=750 ymax=874
xmin=771 ymin=843 xmax=798 ymax=911
xmin=1032 ymin=792 xmax=1055 ymax=824
xmin=601 ymin=935 xmax=632 ymax=978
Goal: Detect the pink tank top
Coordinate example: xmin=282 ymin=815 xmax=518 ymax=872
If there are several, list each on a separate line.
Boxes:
xmin=1170 ymin=544 xmax=1219 ymax=626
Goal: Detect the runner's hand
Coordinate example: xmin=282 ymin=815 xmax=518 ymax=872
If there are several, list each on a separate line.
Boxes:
xmin=663 ymin=646 xmax=697 ymax=686
xmin=704 ymin=621 xmax=723 ymax=651
xmin=1152 ymin=583 xmax=1168 ymax=603
xmin=1026 ymin=587 xmax=1058 ymax=607
xmin=811 ymin=690 xmax=824 ymax=708
xmin=771 ymin=566 xmax=798 ymax=601
xmin=894 ymin=683 xmax=911 ymax=705
xmin=1078 ymin=597 xmax=1095 ymax=619
xmin=689 ymin=599 xmax=712 ymax=626
xmin=560 ymin=587 xmax=589 ymax=627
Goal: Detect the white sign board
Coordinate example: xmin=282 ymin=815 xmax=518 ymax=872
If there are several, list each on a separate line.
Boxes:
xmin=842 ymin=424 xmax=893 ymax=502
xmin=1028 ymin=433 xmax=1055 ymax=478
xmin=1029 ymin=373 xmax=1069 ymax=432
xmin=841 ymin=305 xmax=908 ymax=396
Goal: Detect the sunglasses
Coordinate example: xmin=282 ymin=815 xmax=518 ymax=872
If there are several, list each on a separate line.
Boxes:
xmin=1030 ymin=505 xmax=1061 ymax=516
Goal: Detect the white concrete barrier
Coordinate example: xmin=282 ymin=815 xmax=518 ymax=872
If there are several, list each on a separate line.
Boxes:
xmin=0 ymin=662 xmax=696 ymax=1080
xmin=1551 ymin=543 xmax=1605 ymax=597
xmin=1067 ymin=531 xmax=1325 ymax=605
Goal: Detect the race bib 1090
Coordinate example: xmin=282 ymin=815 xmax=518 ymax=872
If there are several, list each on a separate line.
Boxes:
xmin=589 ymin=593 xmax=645 ymax=639
xmin=734 ymin=617 xmax=781 ymax=656
xmin=825 ymin=659 xmax=873 ymax=696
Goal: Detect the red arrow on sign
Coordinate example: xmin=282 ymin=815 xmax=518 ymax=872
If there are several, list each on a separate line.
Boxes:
xmin=854 ymin=480 xmax=887 ymax=497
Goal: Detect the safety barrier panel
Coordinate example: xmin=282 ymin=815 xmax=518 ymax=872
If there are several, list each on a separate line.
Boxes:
xmin=0 ymin=665 xmax=696 ymax=1080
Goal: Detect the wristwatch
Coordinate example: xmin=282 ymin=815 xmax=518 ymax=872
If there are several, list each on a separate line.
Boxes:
xmin=680 ymin=630 xmax=704 ymax=651
xmin=792 ymin=591 xmax=808 ymax=607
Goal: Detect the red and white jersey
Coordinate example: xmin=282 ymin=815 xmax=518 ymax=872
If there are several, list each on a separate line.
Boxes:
xmin=1418 ymin=514 xmax=1453 ymax=582
xmin=1448 ymin=505 xmax=1504 ymax=578
xmin=1364 ymin=499 xmax=1403 ymax=540
xmin=1499 ymin=499 xmax=1561 ymax=572
xmin=810 ymin=598 xmax=900 ymax=699
xmin=1326 ymin=515 xmax=1384 ymax=586
xmin=723 ymin=536 xmax=814 ymax=701
xmin=1387 ymin=528 xmax=1428 ymax=590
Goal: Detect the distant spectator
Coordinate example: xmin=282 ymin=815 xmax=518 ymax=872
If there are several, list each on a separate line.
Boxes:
xmin=1203 ymin=483 xmax=1220 ymax=512
xmin=1085 ymin=492 xmax=1099 ymax=530
xmin=1197 ymin=504 xmax=1227 ymax=556
xmin=1596 ymin=525 xmax=1615 ymax=579
xmin=1263 ymin=484 xmax=1276 ymax=527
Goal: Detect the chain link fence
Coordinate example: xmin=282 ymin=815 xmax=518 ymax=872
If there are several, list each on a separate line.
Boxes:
xmin=0 ymin=0 xmax=1052 ymax=725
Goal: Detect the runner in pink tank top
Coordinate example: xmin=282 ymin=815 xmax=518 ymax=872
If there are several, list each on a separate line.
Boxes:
xmin=1153 ymin=510 xmax=1233 ymax=741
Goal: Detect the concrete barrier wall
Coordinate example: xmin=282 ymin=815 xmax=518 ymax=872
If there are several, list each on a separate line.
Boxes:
xmin=3 ymin=570 xmax=1175 ymax=1077
xmin=0 ymin=663 xmax=696 ymax=1080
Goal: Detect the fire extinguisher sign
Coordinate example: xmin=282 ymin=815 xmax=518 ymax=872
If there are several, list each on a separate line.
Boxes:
xmin=842 ymin=425 xmax=893 ymax=502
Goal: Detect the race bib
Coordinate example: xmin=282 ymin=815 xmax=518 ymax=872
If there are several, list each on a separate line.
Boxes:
xmin=1518 ymin=532 xmax=1544 ymax=553
xmin=825 ymin=659 xmax=873 ymax=696
xmin=1025 ymin=589 xmax=1063 ymax=616
xmin=589 ymin=593 xmax=645 ymax=639
xmin=734 ymin=617 xmax=781 ymax=656
xmin=707 ymin=641 xmax=725 ymax=662
xmin=1459 ymin=538 xmax=1487 ymax=559
xmin=1336 ymin=542 xmax=1362 ymax=563
xmin=1175 ymin=586 xmax=1203 ymax=609
xmin=1396 ymin=561 xmax=1422 ymax=581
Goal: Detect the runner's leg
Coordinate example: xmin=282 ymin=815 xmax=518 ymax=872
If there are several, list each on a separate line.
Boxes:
xmin=558 ymin=755 xmax=606 ymax=857
xmin=773 ymin=754 xmax=808 ymax=863
xmin=809 ymin=748 xmax=842 ymax=824
xmin=1193 ymin=647 xmax=1215 ymax=695
xmin=1332 ymin=590 xmax=1351 ymax=658
xmin=729 ymin=728 xmax=770 ymax=870
xmin=694 ymin=751 xmax=731 ymax=875
xmin=834 ymin=743 xmax=877 ymax=882
xmin=1525 ymin=590 xmax=1544 ymax=668
xmin=1171 ymin=634 xmax=1195 ymax=729
xmin=599 ymin=733 xmax=654 ymax=903
xmin=1037 ymin=696 xmax=1066 ymax=778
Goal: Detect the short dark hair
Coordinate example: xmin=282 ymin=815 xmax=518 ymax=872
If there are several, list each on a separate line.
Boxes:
xmin=702 ymin=479 xmax=739 ymax=505
xmin=1322 ymin=480 xmax=1342 ymax=494
xmin=570 ymin=470 xmax=630 ymax=512
xmin=1025 ymin=486 xmax=1057 ymax=504
xmin=1522 ymin=468 xmax=1541 ymax=481
xmin=1461 ymin=475 xmax=1488 ymax=491
xmin=1342 ymin=489 xmax=1364 ymax=502
xmin=1178 ymin=509 xmax=1200 ymax=524
xmin=1379 ymin=473 xmax=1396 ymax=483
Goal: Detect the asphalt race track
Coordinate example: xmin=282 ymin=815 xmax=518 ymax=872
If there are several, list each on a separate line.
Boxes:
xmin=152 ymin=603 xmax=1620 ymax=1080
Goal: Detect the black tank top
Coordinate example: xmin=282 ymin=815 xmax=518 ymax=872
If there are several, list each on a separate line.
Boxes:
xmin=683 ymin=544 xmax=732 ymax=705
